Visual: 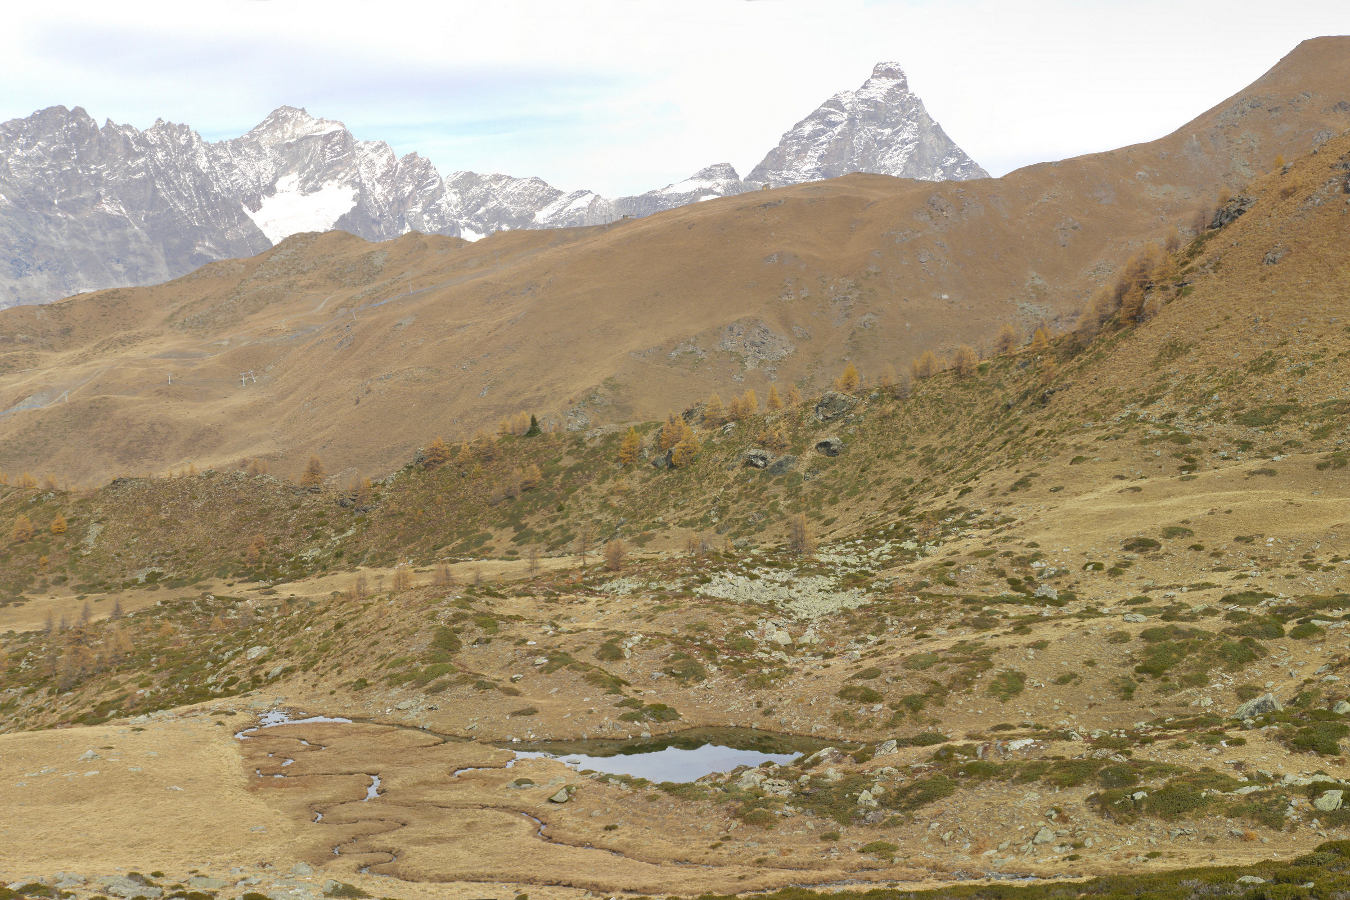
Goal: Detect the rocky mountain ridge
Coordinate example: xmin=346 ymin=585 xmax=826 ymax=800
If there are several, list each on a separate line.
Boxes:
xmin=0 ymin=61 xmax=985 ymax=307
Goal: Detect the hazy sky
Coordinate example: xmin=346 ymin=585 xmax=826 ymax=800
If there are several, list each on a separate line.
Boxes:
xmin=6 ymin=1 xmax=1348 ymax=195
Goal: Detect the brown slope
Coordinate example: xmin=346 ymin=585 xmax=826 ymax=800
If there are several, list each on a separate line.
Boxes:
xmin=0 ymin=37 xmax=1348 ymax=486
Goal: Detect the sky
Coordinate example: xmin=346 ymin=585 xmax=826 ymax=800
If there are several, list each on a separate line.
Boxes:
xmin=5 ymin=0 xmax=1348 ymax=196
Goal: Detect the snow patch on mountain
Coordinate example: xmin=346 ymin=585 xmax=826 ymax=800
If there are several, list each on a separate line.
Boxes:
xmin=244 ymin=174 xmax=358 ymax=243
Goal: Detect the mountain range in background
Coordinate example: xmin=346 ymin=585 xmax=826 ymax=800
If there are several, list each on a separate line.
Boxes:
xmin=1 ymin=38 xmax=1346 ymax=485
xmin=0 ymin=62 xmax=984 ymax=308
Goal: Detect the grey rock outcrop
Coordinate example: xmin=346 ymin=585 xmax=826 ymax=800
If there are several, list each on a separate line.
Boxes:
xmin=743 ymin=449 xmax=771 ymax=469
xmin=813 ymin=391 xmax=856 ymax=422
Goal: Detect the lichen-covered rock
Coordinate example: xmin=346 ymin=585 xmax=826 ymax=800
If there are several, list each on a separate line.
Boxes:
xmin=1233 ymin=693 xmax=1283 ymax=719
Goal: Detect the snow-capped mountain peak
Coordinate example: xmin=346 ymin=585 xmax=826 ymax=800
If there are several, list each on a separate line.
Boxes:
xmin=0 ymin=61 xmax=987 ymax=307
xmin=247 ymin=105 xmax=346 ymax=144
xmin=746 ymin=61 xmax=986 ymax=187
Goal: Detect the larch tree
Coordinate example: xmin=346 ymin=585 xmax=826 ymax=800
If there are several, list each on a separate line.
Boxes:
xmin=765 ymin=384 xmax=783 ymax=411
xmin=994 ymin=323 xmax=1021 ymax=355
xmin=703 ymin=394 xmax=726 ymax=426
xmin=604 ymin=539 xmax=626 ymax=571
xmin=953 ymin=345 xmax=980 ymax=377
xmin=424 ymin=436 xmax=453 ymax=468
xmin=911 ymin=351 xmax=939 ymax=380
xmin=670 ymin=431 xmax=701 ymax=468
xmin=49 ymin=513 xmax=67 ymax=535
xmin=835 ymin=362 xmax=861 ymax=393
xmin=10 ymin=514 xmax=34 ymax=543
xmin=787 ymin=514 xmax=814 ymax=555
xmin=300 ymin=455 xmax=326 ymax=488
xmin=618 ymin=427 xmax=641 ymax=466
xmin=1030 ymin=327 xmax=1051 ymax=351
xmin=658 ymin=413 xmax=684 ymax=451
xmin=787 ymin=385 xmax=804 ymax=407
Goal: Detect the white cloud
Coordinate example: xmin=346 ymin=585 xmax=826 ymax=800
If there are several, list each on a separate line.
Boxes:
xmin=3 ymin=0 xmax=1347 ymax=195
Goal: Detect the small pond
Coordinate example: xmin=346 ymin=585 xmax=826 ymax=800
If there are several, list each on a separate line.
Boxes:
xmin=506 ymin=727 xmax=828 ymax=783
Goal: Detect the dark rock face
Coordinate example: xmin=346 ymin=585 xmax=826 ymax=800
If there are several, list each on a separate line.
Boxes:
xmin=1210 ymin=195 xmax=1255 ymax=229
xmin=766 ymin=455 xmax=797 ymax=475
xmin=815 ymin=437 xmax=844 ymax=457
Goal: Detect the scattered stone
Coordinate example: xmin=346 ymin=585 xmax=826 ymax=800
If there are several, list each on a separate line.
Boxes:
xmin=1033 ymin=585 xmax=1058 ymax=601
xmin=79 ymin=749 xmax=100 ymax=761
xmin=549 ymin=787 xmax=573 ymax=803
xmin=1033 ymin=827 xmax=1055 ymax=844
xmin=812 ymin=391 xmax=856 ymax=422
xmin=245 ymin=645 xmax=269 ymax=661
xmin=1333 ymin=701 xmax=1350 ymax=715
xmin=291 ymin=863 xmax=313 ymax=877
xmin=743 ymin=449 xmax=770 ymax=469
xmin=1122 ymin=613 xmax=1147 ymax=623
xmin=1236 ymin=875 xmax=1266 ymax=885
xmin=1233 ymin=693 xmax=1283 ymax=719
xmin=856 ymin=788 xmax=878 ymax=808
xmin=1314 ymin=790 xmax=1344 ymax=812
xmin=874 ymin=739 xmax=898 ymax=756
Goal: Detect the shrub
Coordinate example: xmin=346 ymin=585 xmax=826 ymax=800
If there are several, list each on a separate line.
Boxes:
xmin=891 ymin=775 xmax=956 ymax=810
xmin=987 ymin=669 xmax=1026 ymax=702
xmin=837 ymin=684 xmax=882 ymax=703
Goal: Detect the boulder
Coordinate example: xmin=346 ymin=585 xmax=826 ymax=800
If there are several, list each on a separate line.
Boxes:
xmin=1033 ymin=827 xmax=1055 ymax=844
xmin=1233 ymin=693 xmax=1283 ymax=719
xmin=1122 ymin=613 xmax=1147 ymax=623
xmin=97 ymin=877 xmax=163 ymax=899
xmin=874 ymin=739 xmax=898 ymax=757
xmin=743 ymin=449 xmax=770 ymax=469
xmin=813 ymin=391 xmax=856 ymax=422
xmin=856 ymin=788 xmax=878 ymax=808
xmin=814 ymin=436 xmax=844 ymax=457
xmin=650 ymin=449 xmax=673 ymax=470
xmin=736 ymin=770 xmax=766 ymax=789
xmin=549 ymin=786 xmax=572 ymax=803
xmin=188 ymin=877 xmax=228 ymax=890
xmin=1314 ymin=789 xmax=1344 ymax=812
xmin=766 ymin=455 xmax=797 ymax=475
xmin=1333 ymin=700 xmax=1350 ymax=715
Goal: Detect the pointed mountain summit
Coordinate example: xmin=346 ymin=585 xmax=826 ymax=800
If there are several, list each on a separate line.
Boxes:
xmin=747 ymin=61 xmax=987 ymax=187
xmin=245 ymin=105 xmax=347 ymax=144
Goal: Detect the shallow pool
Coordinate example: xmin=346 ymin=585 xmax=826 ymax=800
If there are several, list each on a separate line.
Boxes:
xmin=512 ymin=741 xmax=799 ymax=782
